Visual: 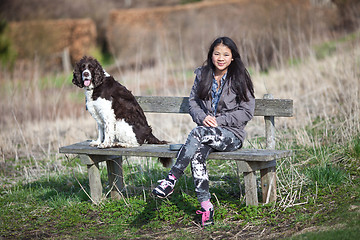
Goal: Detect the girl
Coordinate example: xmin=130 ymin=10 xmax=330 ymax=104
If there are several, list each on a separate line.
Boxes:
xmin=153 ymin=36 xmax=255 ymax=227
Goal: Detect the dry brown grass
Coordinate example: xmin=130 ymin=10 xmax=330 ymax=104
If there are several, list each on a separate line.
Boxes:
xmin=107 ymin=0 xmax=338 ymax=71
xmin=253 ymin=36 xmax=360 ymax=145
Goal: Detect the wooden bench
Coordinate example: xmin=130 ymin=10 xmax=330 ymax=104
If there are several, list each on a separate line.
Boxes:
xmin=59 ymin=94 xmax=293 ymax=206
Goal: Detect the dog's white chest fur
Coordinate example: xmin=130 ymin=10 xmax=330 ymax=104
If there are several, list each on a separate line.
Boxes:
xmin=85 ymin=90 xmax=139 ymax=148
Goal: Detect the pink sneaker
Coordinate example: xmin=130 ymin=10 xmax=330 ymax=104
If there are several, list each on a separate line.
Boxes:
xmin=196 ymin=207 xmax=214 ymax=227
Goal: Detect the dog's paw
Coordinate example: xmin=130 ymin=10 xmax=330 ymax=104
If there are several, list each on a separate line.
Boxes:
xmin=97 ymin=143 xmax=107 ymax=149
xmin=114 ymin=142 xmax=139 ymax=148
xmin=98 ymin=142 xmax=113 ymax=149
xmin=89 ymin=140 xmax=101 ymax=147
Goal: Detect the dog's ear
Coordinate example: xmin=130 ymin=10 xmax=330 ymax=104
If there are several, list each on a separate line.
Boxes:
xmin=92 ymin=57 xmax=105 ymax=87
xmin=72 ymin=58 xmax=84 ymax=88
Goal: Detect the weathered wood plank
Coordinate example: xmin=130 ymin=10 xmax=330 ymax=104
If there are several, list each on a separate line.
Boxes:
xmin=136 ymin=96 xmax=189 ymax=114
xmin=236 ymin=160 xmax=276 ymax=173
xmin=60 ymin=141 xmax=292 ymax=161
xmin=260 ymin=166 xmax=277 ymax=204
xmin=264 ymin=94 xmax=276 ymax=149
xmin=81 ymin=155 xmax=103 ymax=204
xmin=106 ymin=156 xmax=124 ymax=200
xmin=135 ymin=96 xmax=293 ymax=117
xmin=255 ymin=98 xmax=293 ymax=117
xmin=80 ymin=154 xmax=103 ymax=164
xmin=244 ymin=171 xmax=258 ymax=206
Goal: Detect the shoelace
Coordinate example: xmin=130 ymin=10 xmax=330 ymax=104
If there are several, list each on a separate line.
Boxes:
xmin=196 ymin=209 xmax=210 ymax=222
xmin=157 ymin=179 xmax=174 ymax=189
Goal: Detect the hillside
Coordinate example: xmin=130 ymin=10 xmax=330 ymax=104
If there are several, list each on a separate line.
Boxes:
xmin=1 ymin=0 xmax=356 ymax=72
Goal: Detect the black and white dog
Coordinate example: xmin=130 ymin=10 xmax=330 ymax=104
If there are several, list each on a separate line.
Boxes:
xmin=72 ymin=56 xmax=169 ymax=159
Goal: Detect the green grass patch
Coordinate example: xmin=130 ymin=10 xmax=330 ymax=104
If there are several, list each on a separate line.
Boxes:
xmin=0 ymin=20 xmax=17 ymax=68
xmin=314 ymin=30 xmax=360 ymax=60
xmin=305 ymin=164 xmax=349 ymax=187
xmin=347 ymin=134 xmax=360 ymax=160
xmin=315 ymin=42 xmax=337 ymax=60
xmin=39 ymin=72 xmax=73 ymax=89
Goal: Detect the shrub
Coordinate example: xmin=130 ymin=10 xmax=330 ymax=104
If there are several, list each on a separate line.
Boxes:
xmin=0 ymin=20 xmax=16 ymax=68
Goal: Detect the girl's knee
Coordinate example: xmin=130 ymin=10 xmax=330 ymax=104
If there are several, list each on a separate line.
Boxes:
xmin=189 ymin=126 xmax=208 ymax=138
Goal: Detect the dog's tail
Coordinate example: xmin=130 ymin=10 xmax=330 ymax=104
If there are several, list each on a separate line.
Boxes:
xmin=146 ymin=133 xmax=168 ymax=145
xmin=146 ymin=133 xmax=172 ymax=167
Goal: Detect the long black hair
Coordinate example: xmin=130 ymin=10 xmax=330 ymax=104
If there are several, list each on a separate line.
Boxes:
xmin=197 ymin=37 xmax=254 ymax=102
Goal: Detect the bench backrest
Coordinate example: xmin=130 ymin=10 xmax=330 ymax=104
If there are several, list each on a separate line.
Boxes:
xmin=136 ymin=95 xmax=293 ymax=150
xmin=135 ymin=96 xmax=293 ymax=117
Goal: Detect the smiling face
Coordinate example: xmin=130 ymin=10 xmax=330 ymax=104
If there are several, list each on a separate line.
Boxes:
xmin=212 ymin=43 xmax=233 ymax=76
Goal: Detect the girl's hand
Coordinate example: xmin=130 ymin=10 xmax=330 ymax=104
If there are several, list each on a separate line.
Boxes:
xmin=203 ymin=115 xmax=218 ymax=127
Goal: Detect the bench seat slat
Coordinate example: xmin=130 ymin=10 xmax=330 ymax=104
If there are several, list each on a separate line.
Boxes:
xmin=59 ymin=141 xmax=292 ymax=162
xmin=135 ymin=96 xmax=293 ymax=117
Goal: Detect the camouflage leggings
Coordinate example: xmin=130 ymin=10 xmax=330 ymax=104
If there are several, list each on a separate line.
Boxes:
xmin=170 ymin=126 xmax=242 ymax=202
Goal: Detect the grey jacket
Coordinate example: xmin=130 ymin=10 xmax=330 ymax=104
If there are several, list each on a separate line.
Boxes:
xmin=189 ymin=67 xmax=255 ymax=143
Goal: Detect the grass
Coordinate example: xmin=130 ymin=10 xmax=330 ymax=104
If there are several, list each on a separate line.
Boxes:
xmin=305 ymin=164 xmax=349 ymax=187
xmin=289 ymin=190 xmax=360 ymax=240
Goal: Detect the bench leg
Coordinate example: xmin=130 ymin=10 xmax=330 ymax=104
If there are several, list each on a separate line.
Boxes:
xmin=263 ymin=94 xmax=277 ymax=204
xmin=106 ymin=156 xmax=124 ymax=200
xmin=87 ymin=162 xmax=103 ymax=204
xmin=244 ymin=171 xmax=258 ymax=206
xmin=260 ymin=166 xmax=276 ymax=204
xmin=80 ymin=155 xmax=104 ymax=204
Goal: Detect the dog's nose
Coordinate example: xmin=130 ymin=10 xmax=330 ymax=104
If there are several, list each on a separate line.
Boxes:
xmin=82 ymin=69 xmax=91 ymax=79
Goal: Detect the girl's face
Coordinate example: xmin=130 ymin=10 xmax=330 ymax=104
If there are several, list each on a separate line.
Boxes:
xmin=212 ymin=43 xmax=233 ymax=75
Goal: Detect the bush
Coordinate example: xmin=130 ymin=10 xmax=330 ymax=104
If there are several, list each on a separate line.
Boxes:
xmin=0 ymin=20 xmax=16 ymax=67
